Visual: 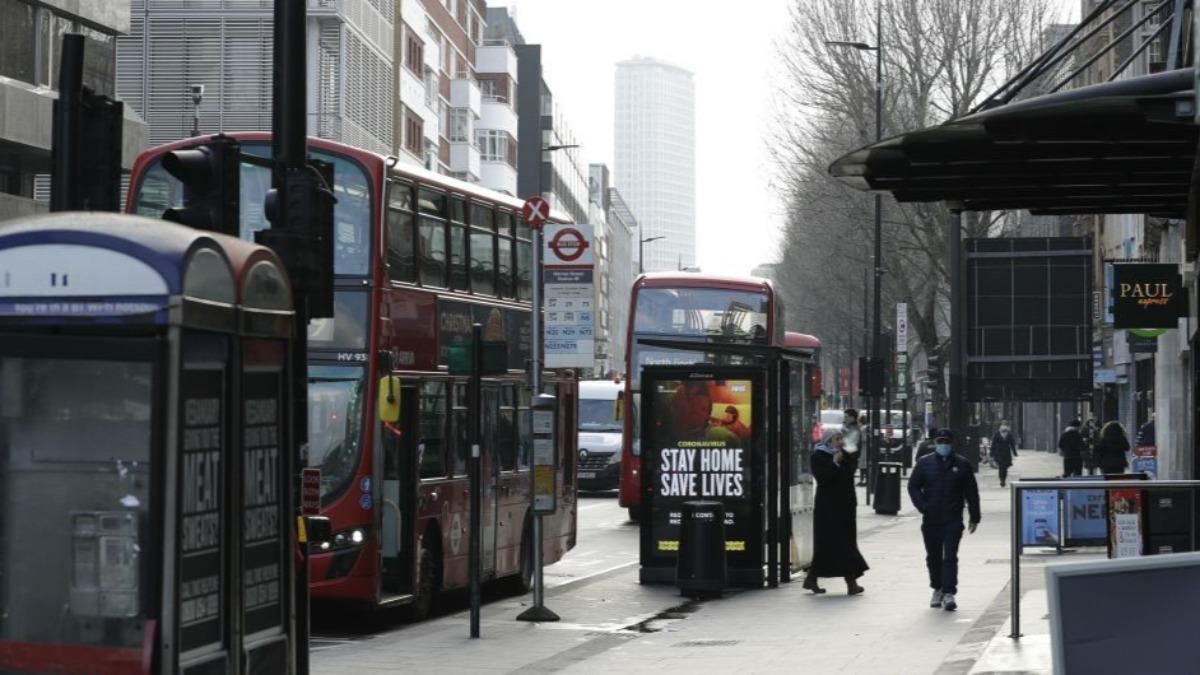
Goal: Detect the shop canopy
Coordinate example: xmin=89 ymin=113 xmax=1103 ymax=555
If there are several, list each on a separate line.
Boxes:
xmin=829 ymin=67 xmax=1197 ymax=219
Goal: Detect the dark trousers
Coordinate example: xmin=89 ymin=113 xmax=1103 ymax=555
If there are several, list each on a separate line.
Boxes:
xmin=922 ymin=520 xmax=964 ymax=595
xmin=1063 ymin=457 xmax=1083 ymax=476
xmin=998 ymin=464 xmax=1009 ymax=484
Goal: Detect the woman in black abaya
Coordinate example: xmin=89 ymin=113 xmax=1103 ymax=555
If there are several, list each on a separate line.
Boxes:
xmin=804 ymin=428 xmax=868 ymax=595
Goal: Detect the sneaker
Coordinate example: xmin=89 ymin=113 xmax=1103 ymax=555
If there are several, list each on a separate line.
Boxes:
xmin=943 ymin=593 xmax=957 ymax=611
xmin=930 ymin=590 xmax=944 ymax=608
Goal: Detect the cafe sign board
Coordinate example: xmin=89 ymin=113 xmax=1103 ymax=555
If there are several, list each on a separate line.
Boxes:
xmin=1111 ymin=264 xmax=1187 ymax=329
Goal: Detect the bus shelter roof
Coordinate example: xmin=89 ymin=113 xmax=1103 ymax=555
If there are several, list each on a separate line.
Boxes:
xmin=828 ymin=68 xmax=1198 ymax=218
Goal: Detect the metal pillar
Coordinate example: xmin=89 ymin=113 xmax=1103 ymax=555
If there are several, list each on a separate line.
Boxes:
xmin=948 ymin=209 xmax=965 ymax=441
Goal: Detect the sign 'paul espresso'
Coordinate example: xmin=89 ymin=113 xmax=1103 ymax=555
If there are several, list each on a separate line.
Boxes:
xmin=1112 ymin=263 xmax=1187 ymax=329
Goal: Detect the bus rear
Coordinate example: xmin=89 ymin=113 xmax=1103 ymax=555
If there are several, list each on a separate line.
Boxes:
xmin=618 ymin=274 xmax=778 ymax=520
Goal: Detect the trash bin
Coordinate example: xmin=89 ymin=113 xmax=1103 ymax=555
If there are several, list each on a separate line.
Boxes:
xmin=676 ymin=500 xmax=727 ymax=597
xmin=873 ymin=462 xmax=902 ymax=515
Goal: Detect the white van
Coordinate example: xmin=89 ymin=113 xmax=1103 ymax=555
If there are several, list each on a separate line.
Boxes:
xmin=577 ymin=380 xmax=624 ymax=491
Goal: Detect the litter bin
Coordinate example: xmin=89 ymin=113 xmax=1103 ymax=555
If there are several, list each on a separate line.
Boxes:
xmin=676 ymin=500 xmax=727 ymax=597
xmin=873 ymin=462 xmax=903 ymax=515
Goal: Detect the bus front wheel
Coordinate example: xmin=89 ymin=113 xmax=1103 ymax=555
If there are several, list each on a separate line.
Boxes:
xmin=627 ymin=506 xmax=643 ymax=524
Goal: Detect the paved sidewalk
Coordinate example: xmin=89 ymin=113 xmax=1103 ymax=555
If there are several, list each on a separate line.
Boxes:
xmin=313 ymin=450 xmax=1065 ymax=674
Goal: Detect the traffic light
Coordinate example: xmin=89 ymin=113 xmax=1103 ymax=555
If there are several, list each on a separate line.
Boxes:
xmin=161 ymin=135 xmax=241 ymax=236
xmin=257 ymin=159 xmax=336 ymax=319
xmin=858 ymin=356 xmax=884 ymax=396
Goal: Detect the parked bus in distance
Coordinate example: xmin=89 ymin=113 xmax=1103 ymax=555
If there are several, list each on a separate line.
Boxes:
xmin=577 ymin=379 xmax=625 ymax=491
xmin=127 ymin=133 xmax=579 ymax=616
xmin=618 ymin=273 xmax=783 ymax=522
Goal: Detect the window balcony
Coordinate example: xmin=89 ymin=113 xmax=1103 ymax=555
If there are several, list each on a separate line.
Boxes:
xmin=450 ymin=77 xmax=482 ymax=117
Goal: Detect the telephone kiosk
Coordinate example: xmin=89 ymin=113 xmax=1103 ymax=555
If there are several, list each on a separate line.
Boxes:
xmin=0 ymin=212 xmax=308 ymax=674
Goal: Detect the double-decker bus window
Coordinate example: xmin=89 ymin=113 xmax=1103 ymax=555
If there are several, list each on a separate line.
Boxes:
xmin=308 ymin=366 xmax=367 ymax=503
xmin=308 ymin=290 xmax=369 ymax=350
xmin=132 ymin=144 xmax=372 ymax=276
xmin=514 ymin=210 xmax=531 ymax=240
xmin=470 ymin=203 xmax=494 ymax=231
xmin=497 ymin=235 xmax=513 ymax=298
xmin=447 ymin=197 xmax=467 ymax=291
xmin=451 ymin=383 xmax=469 ymax=476
xmin=418 ymin=215 xmax=447 ymax=287
xmin=470 ymin=227 xmax=496 ymax=295
xmin=498 ymin=385 xmax=518 ymax=471
xmin=386 ymin=181 xmax=416 ymax=283
xmin=419 ymin=381 xmax=447 ymax=479
xmin=516 ymin=242 xmax=531 ymax=301
xmin=449 ymin=196 xmax=467 ymax=224
xmin=517 ymin=386 xmax=532 ymax=469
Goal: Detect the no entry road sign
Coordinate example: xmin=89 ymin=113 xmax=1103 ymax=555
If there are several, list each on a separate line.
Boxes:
xmin=521 ymin=196 xmax=550 ymax=228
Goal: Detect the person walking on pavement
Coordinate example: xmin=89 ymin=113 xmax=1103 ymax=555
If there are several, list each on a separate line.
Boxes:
xmin=1057 ymin=419 xmax=1087 ymax=477
xmin=907 ymin=429 xmax=980 ymax=612
xmin=989 ymin=422 xmax=1018 ymax=487
xmin=804 ymin=429 xmax=868 ymax=595
xmin=841 ymin=409 xmax=865 ymax=485
xmin=1135 ymin=412 xmax=1156 ymax=448
xmin=1094 ymin=421 xmax=1131 ymax=475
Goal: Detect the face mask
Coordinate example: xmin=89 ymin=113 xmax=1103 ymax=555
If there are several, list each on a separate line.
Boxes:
xmin=935 ymin=443 xmax=952 ymax=457
xmin=1000 ymin=426 xmax=1010 ymax=434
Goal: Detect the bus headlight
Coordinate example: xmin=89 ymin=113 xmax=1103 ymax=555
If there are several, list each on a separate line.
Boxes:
xmin=318 ymin=527 xmax=368 ymax=552
xmin=70 ymin=511 xmax=139 ymax=618
xmin=607 ymin=452 xmax=621 ymax=465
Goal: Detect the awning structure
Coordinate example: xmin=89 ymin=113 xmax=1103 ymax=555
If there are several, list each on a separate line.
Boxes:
xmin=830 ymin=68 xmax=1197 ymax=218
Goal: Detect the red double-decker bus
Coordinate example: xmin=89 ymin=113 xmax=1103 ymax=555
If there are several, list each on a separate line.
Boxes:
xmin=617 ymin=273 xmax=783 ymax=521
xmin=127 ymin=133 xmax=578 ymax=616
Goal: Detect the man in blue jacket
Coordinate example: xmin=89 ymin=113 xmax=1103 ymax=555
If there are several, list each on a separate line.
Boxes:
xmin=907 ymin=428 xmax=981 ymax=612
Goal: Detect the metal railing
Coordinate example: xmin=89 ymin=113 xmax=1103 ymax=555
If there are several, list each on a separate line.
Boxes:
xmin=1009 ymin=479 xmax=1200 ymax=639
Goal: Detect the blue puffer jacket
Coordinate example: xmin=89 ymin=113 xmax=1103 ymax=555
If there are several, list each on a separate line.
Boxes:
xmin=908 ymin=453 xmax=981 ymax=524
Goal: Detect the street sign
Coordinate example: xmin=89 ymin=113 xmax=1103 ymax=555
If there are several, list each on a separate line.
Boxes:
xmin=896 ymin=303 xmax=908 ymax=354
xmin=301 ymin=468 xmax=321 ymax=515
xmin=521 ymin=196 xmax=550 ymax=229
xmin=543 ymin=223 xmax=595 ymax=368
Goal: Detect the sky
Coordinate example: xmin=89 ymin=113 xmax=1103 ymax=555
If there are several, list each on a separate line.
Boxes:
xmin=497 ymin=0 xmax=793 ymax=277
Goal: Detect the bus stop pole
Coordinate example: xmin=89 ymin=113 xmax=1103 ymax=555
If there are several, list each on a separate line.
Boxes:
xmin=469 ymin=324 xmax=483 ymax=638
xmin=1010 ymin=483 xmax=1021 ymax=639
xmin=767 ymin=358 xmax=779 ymax=588
xmin=518 ymin=225 xmax=558 ymax=622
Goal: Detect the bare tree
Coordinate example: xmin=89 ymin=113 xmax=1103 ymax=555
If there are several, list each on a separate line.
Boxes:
xmin=771 ymin=0 xmax=1056 ymax=418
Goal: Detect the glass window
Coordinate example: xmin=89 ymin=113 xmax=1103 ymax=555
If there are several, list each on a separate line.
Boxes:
xmin=0 ymin=0 xmax=37 ymax=84
xmin=419 ymin=216 xmax=446 ymax=287
xmin=307 ymin=290 xmax=369 ymax=350
xmin=498 ymin=386 xmax=517 ymax=471
xmin=516 ymin=243 xmax=532 ymax=301
xmin=387 ymin=183 xmax=416 ymax=283
xmin=513 ymin=212 xmax=529 ymax=240
xmin=450 ymin=197 xmax=466 ymax=224
xmin=449 ymin=224 xmax=468 ymax=291
xmin=419 ymin=381 xmax=447 ymax=479
xmin=470 ymin=229 xmax=495 ymax=295
xmin=418 ymin=189 xmax=445 ymax=216
xmin=449 ymin=108 xmax=471 ymax=143
xmin=451 ymin=383 xmax=468 ymax=476
xmin=579 ymin=398 xmax=622 ymax=433
xmin=470 ymin=203 xmax=494 ymax=230
xmin=131 ymin=143 xmax=372 ymax=276
xmin=308 ymin=366 xmax=366 ymax=502
xmin=0 ymin=355 xmax=155 ymax=648
xmin=496 ymin=213 xmax=516 ymax=240
xmin=497 ymin=237 xmax=513 ymax=298
xmin=517 ymin=387 xmax=532 ymax=469
xmin=633 ymin=287 xmax=770 ymax=341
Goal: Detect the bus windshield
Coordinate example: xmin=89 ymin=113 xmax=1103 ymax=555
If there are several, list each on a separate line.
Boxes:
xmin=633 ymin=287 xmax=769 ymax=341
xmin=629 ymin=286 xmax=771 ymax=390
xmin=308 ymin=366 xmax=366 ymax=503
xmin=131 ymin=143 xmax=373 ymax=276
xmin=579 ymin=399 xmax=622 ymax=433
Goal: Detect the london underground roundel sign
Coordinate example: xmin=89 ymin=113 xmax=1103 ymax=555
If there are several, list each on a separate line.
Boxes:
xmin=547 ymin=227 xmax=589 ymax=263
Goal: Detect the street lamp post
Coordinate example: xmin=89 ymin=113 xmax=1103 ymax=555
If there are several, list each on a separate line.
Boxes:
xmin=828 ymin=0 xmax=883 ymax=494
xmin=639 ymin=234 xmax=665 ymax=274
